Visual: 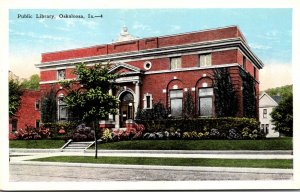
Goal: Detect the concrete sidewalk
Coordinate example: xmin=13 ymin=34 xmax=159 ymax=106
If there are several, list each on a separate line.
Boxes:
xmin=9 ymin=149 xmax=293 ymax=175
xmin=9 ymin=148 xmax=293 ymax=160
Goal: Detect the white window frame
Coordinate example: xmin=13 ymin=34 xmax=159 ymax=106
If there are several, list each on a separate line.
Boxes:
xmin=35 ymin=99 xmax=40 ymax=110
xmin=143 ymin=93 xmax=153 ymax=109
xmin=199 ymin=87 xmax=213 ymax=117
xmin=57 ymin=69 xmax=66 ymax=80
xmin=170 ymin=57 xmax=182 ymax=70
xmin=58 ymin=95 xmax=68 ymax=121
xmin=169 ymin=89 xmax=183 ymax=117
xmin=199 ymin=53 xmax=212 ymax=67
xmin=263 ymin=109 xmax=267 ymax=118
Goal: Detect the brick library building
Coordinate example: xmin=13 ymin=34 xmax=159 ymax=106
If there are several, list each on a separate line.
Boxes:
xmin=14 ymin=25 xmax=264 ymax=130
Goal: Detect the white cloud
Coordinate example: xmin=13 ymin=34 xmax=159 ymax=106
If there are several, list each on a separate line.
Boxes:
xmin=249 ymin=43 xmax=271 ymax=50
xmin=9 ymin=54 xmax=40 ymax=79
xmin=132 ymin=22 xmax=151 ymax=31
xmin=260 ymin=62 xmax=292 ymax=91
xmin=169 ymin=25 xmax=181 ymax=32
xmin=10 ymin=30 xmax=70 ymax=41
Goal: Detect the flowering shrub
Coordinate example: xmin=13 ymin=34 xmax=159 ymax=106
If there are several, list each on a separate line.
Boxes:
xmin=101 ymin=128 xmax=113 ymax=142
xmin=105 ymin=123 xmax=145 ymax=143
xmin=137 ymin=117 xmax=263 ymax=140
xmin=182 ymin=131 xmax=209 ymax=140
xmin=15 ymin=125 xmax=51 ymax=140
xmin=227 ymin=128 xmax=242 ymax=139
xmin=42 ymin=121 xmax=79 ymax=139
xmin=9 ymin=132 xmax=17 ymax=140
xmin=64 ymin=123 xmax=95 ymax=142
xmin=143 ymin=129 xmax=181 ymax=140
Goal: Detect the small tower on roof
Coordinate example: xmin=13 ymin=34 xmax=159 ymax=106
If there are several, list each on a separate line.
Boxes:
xmin=114 ymin=25 xmax=137 ymax=43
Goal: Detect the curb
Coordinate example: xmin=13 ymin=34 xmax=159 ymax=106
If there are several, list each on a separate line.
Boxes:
xmin=10 ymin=161 xmax=293 ymax=174
xmin=10 ymin=148 xmax=293 ymax=155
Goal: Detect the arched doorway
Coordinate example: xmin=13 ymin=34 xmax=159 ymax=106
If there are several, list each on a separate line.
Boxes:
xmin=119 ymin=91 xmax=134 ymax=127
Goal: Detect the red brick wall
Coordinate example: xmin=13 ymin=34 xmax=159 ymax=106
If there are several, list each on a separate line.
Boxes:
xmin=10 ymin=90 xmax=41 ymax=131
xmin=40 ymin=70 xmax=56 ymax=81
xmin=41 ymin=26 xmax=244 ymax=63
xmin=139 ymin=67 xmax=243 ymax=116
xmin=212 ymin=49 xmax=237 ymax=65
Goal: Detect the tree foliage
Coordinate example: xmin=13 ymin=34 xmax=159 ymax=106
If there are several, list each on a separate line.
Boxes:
xmin=41 ymin=87 xmax=57 ymax=123
xmin=270 ymin=92 xmax=293 ymax=136
xmin=136 ymin=102 xmax=169 ymax=121
xmin=9 ymin=79 xmax=23 ymax=118
xmin=183 ymin=90 xmax=195 ymax=119
xmin=213 ymin=68 xmax=238 ymax=117
xmin=61 ymin=63 xmax=119 ymax=123
xmin=265 ymin=85 xmax=292 ymax=100
xmin=240 ymin=69 xmax=256 ymax=118
xmin=21 ymin=74 xmax=40 ymax=90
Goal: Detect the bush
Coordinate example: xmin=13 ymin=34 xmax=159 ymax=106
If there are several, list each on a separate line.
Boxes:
xmin=137 ymin=117 xmax=262 ymax=140
xmin=106 ymin=123 xmax=145 ymax=143
xmin=41 ymin=121 xmax=79 ymax=139
xmin=64 ymin=123 xmax=96 ymax=142
xmin=14 ymin=125 xmax=51 ymax=140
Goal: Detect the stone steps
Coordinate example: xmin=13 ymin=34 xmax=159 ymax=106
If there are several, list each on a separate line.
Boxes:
xmin=62 ymin=141 xmax=94 ymax=151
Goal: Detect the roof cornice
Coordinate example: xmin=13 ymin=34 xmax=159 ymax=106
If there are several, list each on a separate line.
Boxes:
xmin=36 ymin=37 xmax=264 ymax=70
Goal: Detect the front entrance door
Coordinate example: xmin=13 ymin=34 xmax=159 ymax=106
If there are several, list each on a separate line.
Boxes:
xmin=119 ymin=92 xmax=134 ymax=127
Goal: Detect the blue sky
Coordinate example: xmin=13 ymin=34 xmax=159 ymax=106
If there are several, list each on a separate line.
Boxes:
xmin=9 ymin=9 xmax=292 ymax=90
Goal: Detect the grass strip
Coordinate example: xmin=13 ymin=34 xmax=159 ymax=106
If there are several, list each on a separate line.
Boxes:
xmin=97 ymin=137 xmax=292 ymax=150
xmin=9 ymin=140 xmax=65 ymax=149
xmin=9 ymin=137 xmax=292 ymax=150
xmin=30 ymin=156 xmax=293 ymax=169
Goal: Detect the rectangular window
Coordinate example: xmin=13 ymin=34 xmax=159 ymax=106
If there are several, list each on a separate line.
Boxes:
xmin=265 ymin=124 xmax=269 ymax=134
xmin=263 ymin=109 xmax=267 ymax=118
xmin=243 ymin=56 xmax=246 ymax=69
xmin=35 ymin=99 xmax=40 ymax=110
xmin=58 ymin=97 xmax=68 ymax=121
xmin=253 ymin=66 xmax=257 ymax=79
xmin=199 ymin=54 xmax=212 ymax=67
xmin=143 ymin=94 xmax=153 ymax=109
xmin=12 ymin=119 xmax=18 ymax=132
xmin=170 ymin=57 xmax=182 ymax=70
xmin=170 ymin=90 xmax=183 ymax=117
xmin=199 ymin=88 xmax=213 ymax=117
xmin=57 ymin=69 xmax=66 ymax=80
xmin=36 ymin=120 xmax=40 ymax=128
xmin=146 ymin=96 xmax=151 ymax=109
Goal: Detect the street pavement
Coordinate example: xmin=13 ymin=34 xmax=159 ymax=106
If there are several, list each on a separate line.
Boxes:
xmin=8 ymin=149 xmax=293 ymax=182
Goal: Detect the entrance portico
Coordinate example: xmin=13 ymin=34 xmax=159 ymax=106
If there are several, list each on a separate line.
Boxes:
xmin=108 ymin=62 xmax=143 ymax=128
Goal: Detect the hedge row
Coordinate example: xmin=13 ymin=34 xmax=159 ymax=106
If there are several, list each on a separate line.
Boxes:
xmin=136 ymin=117 xmax=264 ymax=139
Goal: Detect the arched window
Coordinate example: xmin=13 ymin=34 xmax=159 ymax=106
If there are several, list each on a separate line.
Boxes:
xmin=58 ymin=95 xmax=68 ymax=121
xmin=170 ymin=89 xmax=183 ymax=117
xmin=199 ymin=87 xmax=213 ymax=117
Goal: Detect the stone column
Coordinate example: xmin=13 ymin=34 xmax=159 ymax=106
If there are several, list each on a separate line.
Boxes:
xmin=134 ymin=81 xmax=140 ymax=117
xmin=108 ymin=88 xmax=114 ymax=120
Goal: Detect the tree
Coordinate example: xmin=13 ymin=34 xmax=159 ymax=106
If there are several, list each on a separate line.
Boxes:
xmin=9 ymin=79 xmax=23 ymax=118
xmin=61 ymin=63 xmax=119 ymax=158
xmin=240 ymin=69 xmax=256 ymax=118
xmin=265 ymin=85 xmax=292 ymax=100
xmin=270 ymin=93 xmax=293 ymax=137
xmin=21 ymin=74 xmax=40 ymax=90
xmin=41 ymin=87 xmax=57 ymax=123
xmin=183 ymin=90 xmax=195 ymax=119
xmin=213 ymin=68 xmax=238 ymax=117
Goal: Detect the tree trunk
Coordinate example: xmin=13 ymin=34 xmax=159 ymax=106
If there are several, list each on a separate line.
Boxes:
xmin=94 ymin=120 xmax=98 ymax=159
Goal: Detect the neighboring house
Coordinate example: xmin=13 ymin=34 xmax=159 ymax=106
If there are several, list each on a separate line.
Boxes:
xmin=9 ymin=90 xmax=41 ymax=132
xmin=259 ymin=92 xmax=281 ymax=137
xmin=35 ymin=25 xmax=263 ymax=128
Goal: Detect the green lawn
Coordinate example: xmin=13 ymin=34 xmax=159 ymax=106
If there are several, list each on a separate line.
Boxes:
xmin=30 ymin=156 xmax=293 ymax=169
xmin=9 ymin=140 xmax=65 ymax=149
xmin=9 ymin=137 xmax=292 ymax=150
xmin=97 ymin=137 xmax=292 ymax=150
